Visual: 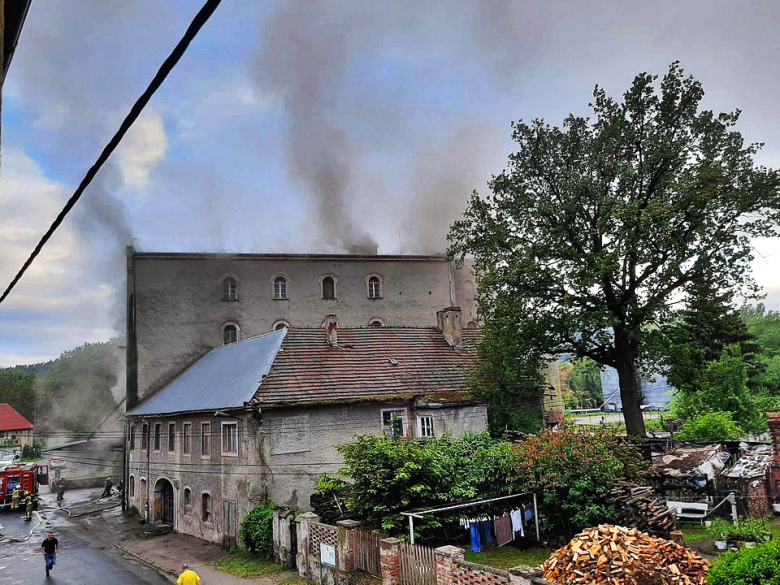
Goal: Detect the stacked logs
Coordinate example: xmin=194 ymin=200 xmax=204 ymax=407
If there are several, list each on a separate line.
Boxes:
xmin=310 ymin=491 xmax=359 ymax=525
xmin=609 ymin=482 xmax=677 ymax=539
xmin=542 ymin=524 xmax=709 ymax=585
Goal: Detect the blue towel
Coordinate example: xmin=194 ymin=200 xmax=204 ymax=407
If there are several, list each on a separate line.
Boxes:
xmin=480 ymin=520 xmax=494 ymax=545
xmin=470 ymin=522 xmax=481 ymax=553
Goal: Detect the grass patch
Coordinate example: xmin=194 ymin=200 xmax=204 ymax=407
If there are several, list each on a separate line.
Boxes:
xmin=214 ymin=550 xmax=287 ymax=579
xmin=681 ymin=524 xmax=710 ymax=544
xmin=277 ymin=574 xmax=309 ymax=585
xmin=465 ymin=545 xmax=552 ymax=569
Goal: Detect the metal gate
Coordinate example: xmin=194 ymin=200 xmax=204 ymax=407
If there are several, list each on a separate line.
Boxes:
xmin=354 ymin=529 xmax=382 ymax=576
xmin=223 ymin=500 xmax=237 ymax=549
xmin=400 ymin=542 xmax=436 ymax=585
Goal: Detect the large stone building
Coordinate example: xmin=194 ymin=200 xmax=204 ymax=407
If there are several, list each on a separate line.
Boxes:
xmin=126 ymin=248 xmax=478 ymax=407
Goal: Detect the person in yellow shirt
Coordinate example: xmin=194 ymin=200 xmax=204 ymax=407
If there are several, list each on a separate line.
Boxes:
xmin=177 ymin=563 xmax=201 ymax=585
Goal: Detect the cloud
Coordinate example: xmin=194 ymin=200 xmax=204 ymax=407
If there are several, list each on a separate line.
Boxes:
xmin=115 ymin=110 xmax=168 ymax=191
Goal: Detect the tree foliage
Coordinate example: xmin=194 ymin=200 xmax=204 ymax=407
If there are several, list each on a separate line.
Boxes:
xmin=448 ymin=63 xmax=780 ymax=436
xmin=239 ymin=502 xmax=275 ymax=557
xmin=562 ymin=358 xmax=604 ymax=409
xmin=708 ymin=539 xmax=780 ymax=585
xmin=675 ymin=412 xmax=745 ymax=441
xmin=0 ymin=369 xmax=36 ymax=423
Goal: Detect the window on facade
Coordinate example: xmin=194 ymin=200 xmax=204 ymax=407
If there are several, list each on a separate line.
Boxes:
xmin=222 ymin=422 xmax=238 ymax=455
xmin=223 ymin=277 xmax=238 ymax=301
xmin=129 ymin=476 xmax=135 ymax=498
xmin=141 ymin=423 xmax=148 ymax=450
xmin=223 ymin=324 xmax=238 ymax=345
xmin=168 ymin=423 xmax=176 ymax=452
xmin=184 ymin=487 xmax=191 ymax=506
xmin=202 ymin=493 xmax=213 ymax=523
xmin=382 ymin=409 xmax=406 ymax=437
xmin=154 ymin=423 xmax=161 ymax=451
xmin=368 ymin=319 xmax=383 ymax=327
xmin=322 ymin=276 xmax=335 ymax=299
xmin=274 ymin=276 xmax=287 ymax=299
xmin=201 ymin=423 xmax=211 ymax=456
xmin=466 ymin=320 xmax=477 ymax=330
xmin=368 ymin=276 xmax=381 ymax=299
xmin=129 ymin=425 xmax=136 ymax=450
xmin=417 ymin=415 xmax=435 ymax=438
xmin=183 ymin=423 xmax=192 ymax=455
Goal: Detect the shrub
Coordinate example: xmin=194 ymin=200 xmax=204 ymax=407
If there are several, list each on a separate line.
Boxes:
xmin=239 ymin=503 xmax=275 ymax=557
xmin=708 ymin=540 xmax=780 ymax=585
xmin=675 ymin=411 xmax=744 ymax=441
xmin=708 ymin=517 xmax=772 ymax=542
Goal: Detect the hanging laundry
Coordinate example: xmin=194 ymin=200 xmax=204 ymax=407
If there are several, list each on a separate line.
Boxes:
xmin=480 ymin=520 xmax=494 ymax=545
xmin=494 ymin=515 xmax=513 ymax=547
xmin=510 ymin=508 xmax=524 ymax=537
xmin=524 ymin=505 xmax=534 ymax=524
xmin=469 ymin=522 xmax=481 ymax=553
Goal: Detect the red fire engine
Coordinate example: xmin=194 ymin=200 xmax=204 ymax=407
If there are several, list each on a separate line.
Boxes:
xmin=0 ymin=462 xmax=48 ymax=508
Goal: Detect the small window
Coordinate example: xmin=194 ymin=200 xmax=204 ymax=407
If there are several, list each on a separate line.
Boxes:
xmin=184 ymin=487 xmax=192 ymax=506
xmin=274 ymin=276 xmax=287 ymax=300
xmin=382 ymin=409 xmax=406 ymax=437
xmin=417 ymin=415 xmax=435 ymax=438
xmin=367 ymin=276 xmax=381 ymax=299
xmin=141 ymin=423 xmax=149 ymax=451
xmin=223 ymin=277 xmax=238 ymax=301
xmin=223 ymin=324 xmax=238 ymax=345
xmin=202 ymin=493 xmax=213 ymax=523
xmin=222 ymin=422 xmax=238 ymax=456
xmin=368 ymin=318 xmax=384 ymax=327
xmin=466 ymin=320 xmax=477 ymax=330
xmin=129 ymin=475 xmax=135 ymax=498
xmin=201 ymin=423 xmax=211 ymax=457
xmin=154 ymin=423 xmax=161 ymax=451
xmin=322 ymin=276 xmax=335 ymax=299
xmin=168 ymin=423 xmax=176 ymax=453
xmin=273 ymin=320 xmax=290 ymax=331
xmin=183 ymin=423 xmax=192 ymax=455
xmin=129 ymin=425 xmax=136 ymax=450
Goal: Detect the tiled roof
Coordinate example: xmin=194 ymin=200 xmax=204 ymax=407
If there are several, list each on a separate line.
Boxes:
xmin=253 ymin=327 xmax=481 ymax=406
xmin=0 ymin=403 xmax=34 ymax=431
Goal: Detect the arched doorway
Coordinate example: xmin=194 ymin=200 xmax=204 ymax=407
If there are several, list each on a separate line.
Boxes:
xmin=154 ymin=478 xmax=175 ymax=525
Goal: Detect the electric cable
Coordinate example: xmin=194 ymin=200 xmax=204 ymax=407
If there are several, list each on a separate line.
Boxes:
xmin=0 ymin=0 xmax=223 ymax=306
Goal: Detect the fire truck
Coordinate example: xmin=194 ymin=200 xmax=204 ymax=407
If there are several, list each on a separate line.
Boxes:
xmin=0 ymin=462 xmax=48 ymax=508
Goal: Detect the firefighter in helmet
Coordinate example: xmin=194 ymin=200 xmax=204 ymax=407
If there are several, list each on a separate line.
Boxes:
xmin=102 ymin=477 xmax=113 ymax=498
xmin=11 ymin=487 xmax=20 ymax=511
xmin=24 ymin=492 xmax=34 ymax=521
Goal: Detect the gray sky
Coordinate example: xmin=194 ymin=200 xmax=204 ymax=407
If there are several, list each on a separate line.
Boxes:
xmin=1 ymin=0 xmax=779 ymax=365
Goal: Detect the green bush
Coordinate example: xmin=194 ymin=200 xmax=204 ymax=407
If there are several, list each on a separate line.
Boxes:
xmin=675 ymin=412 xmax=744 ymax=441
xmin=708 ymin=517 xmax=772 ymax=542
xmin=239 ymin=503 xmax=275 ymax=557
xmin=708 ymin=540 xmax=780 ymax=585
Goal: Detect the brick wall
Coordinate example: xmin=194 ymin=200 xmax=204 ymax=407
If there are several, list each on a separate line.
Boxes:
xmin=768 ymin=413 xmax=780 ymax=501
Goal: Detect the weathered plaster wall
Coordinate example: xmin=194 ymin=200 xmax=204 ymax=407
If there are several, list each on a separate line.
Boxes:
xmin=130 ymin=254 xmax=477 ymax=401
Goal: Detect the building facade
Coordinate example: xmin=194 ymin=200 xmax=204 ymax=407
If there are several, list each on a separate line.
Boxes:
xmin=126 ymin=249 xmax=478 ymax=407
xmin=125 ymin=313 xmax=486 ymax=545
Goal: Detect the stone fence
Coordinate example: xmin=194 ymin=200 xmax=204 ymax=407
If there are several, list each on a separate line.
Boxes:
xmin=273 ymin=510 xmax=554 ymax=585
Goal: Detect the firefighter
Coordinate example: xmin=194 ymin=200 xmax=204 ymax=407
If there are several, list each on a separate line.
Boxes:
xmin=56 ymin=478 xmax=66 ymax=505
xmin=24 ymin=492 xmax=34 ymax=521
xmin=116 ymin=478 xmax=124 ymax=497
xmin=11 ymin=487 xmax=20 ymax=511
xmin=102 ymin=477 xmax=113 ymax=498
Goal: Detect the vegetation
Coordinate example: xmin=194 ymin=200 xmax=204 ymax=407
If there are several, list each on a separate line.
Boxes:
xmin=214 ymin=550 xmax=286 ymax=578
xmin=0 ymin=369 xmax=36 ymax=423
xmin=707 ymin=517 xmax=772 ymax=542
xmin=465 ymin=546 xmax=552 ymax=569
xmin=675 ymin=412 xmax=745 ymax=441
xmin=238 ymin=503 xmax=275 ymax=558
xmin=708 ymin=540 xmax=780 ymax=585
xmin=21 ymin=439 xmax=45 ymax=460
xmin=448 ymin=62 xmax=780 ymax=436
xmin=561 ymin=358 xmax=604 ymax=410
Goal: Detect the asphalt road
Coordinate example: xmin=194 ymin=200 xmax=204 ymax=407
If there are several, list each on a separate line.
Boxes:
xmin=0 ymin=499 xmax=168 ymax=585
xmin=574 ymin=412 xmax=661 ymax=425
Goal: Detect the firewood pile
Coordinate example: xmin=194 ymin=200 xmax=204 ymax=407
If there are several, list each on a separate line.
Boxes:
xmin=310 ymin=491 xmax=359 ymax=525
xmin=609 ymin=482 xmax=677 ymax=538
xmin=542 ymin=524 xmax=710 ymax=585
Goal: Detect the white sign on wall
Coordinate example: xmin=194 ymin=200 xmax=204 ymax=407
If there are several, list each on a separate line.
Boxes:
xmin=320 ymin=543 xmax=336 ymax=568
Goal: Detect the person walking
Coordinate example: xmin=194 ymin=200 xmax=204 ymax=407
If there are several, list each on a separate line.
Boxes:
xmin=11 ymin=487 xmax=20 ymax=511
xmin=177 ymin=563 xmax=201 ymax=585
xmin=40 ymin=532 xmax=60 ymax=577
xmin=24 ymin=492 xmax=34 ymax=521
xmin=56 ymin=478 xmax=66 ymax=506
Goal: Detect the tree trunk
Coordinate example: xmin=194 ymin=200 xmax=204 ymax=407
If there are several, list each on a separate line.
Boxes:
xmin=614 ymin=329 xmax=646 ymax=437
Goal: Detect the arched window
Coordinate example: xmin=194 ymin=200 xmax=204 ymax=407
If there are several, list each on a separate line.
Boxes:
xmin=223 ymin=324 xmax=238 ymax=345
xmin=273 ymin=320 xmax=290 ymax=331
xmin=274 ymin=276 xmax=287 ymax=300
xmin=202 ymin=493 xmax=213 ymax=523
xmin=129 ymin=475 xmax=135 ymax=498
xmin=223 ymin=277 xmax=238 ymax=301
xmin=367 ymin=275 xmax=382 ymax=299
xmin=322 ymin=276 xmax=335 ymax=299
xmin=368 ymin=318 xmax=384 ymax=327
xmin=466 ymin=320 xmax=478 ymax=330
xmin=184 ymin=487 xmax=192 ymax=506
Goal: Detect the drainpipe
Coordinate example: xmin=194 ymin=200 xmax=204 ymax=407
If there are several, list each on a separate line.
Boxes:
xmin=141 ymin=417 xmax=150 ymax=522
xmin=121 ymin=418 xmax=128 ymax=512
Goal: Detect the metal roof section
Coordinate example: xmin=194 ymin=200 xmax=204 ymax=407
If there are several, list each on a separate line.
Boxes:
xmin=649 ymin=444 xmax=731 ymax=480
xmin=722 ymin=444 xmax=772 ymax=479
xmin=126 ymin=328 xmax=287 ymax=416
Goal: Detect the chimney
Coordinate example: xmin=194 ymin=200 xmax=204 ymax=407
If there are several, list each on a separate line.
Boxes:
xmin=322 ymin=314 xmax=338 ymax=347
xmin=436 ymin=307 xmax=463 ymax=349
xmin=769 ymin=413 xmax=780 ymax=501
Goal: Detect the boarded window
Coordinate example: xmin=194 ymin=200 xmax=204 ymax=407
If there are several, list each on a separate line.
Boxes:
xmin=322 ymin=277 xmax=335 ymax=299
xmin=271 ymin=414 xmax=311 ymax=455
xmin=274 ymin=277 xmax=287 ymax=299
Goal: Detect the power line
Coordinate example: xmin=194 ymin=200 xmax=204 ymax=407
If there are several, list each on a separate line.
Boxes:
xmin=0 ymin=0 xmax=223 ymax=306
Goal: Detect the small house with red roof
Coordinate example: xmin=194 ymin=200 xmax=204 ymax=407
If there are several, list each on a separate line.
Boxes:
xmin=0 ymin=403 xmax=34 ymax=448
xmin=124 ymin=308 xmax=488 ymax=545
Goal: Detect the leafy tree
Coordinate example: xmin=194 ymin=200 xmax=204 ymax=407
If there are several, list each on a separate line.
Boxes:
xmin=449 ymin=63 xmax=780 ymax=436
xmin=675 ymin=412 xmax=744 ymax=441
xmin=0 ymin=369 xmax=37 ymax=423
xmin=564 ymin=358 xmax=604 ymax=409
xmin=239 ymin=503 xmax=275 ymax=557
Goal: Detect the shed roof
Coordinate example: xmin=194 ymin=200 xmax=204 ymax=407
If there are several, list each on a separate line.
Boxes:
xmin=0 ymin=403 xmax=34 ymax=431
xmin=722 ymin=444 xmax=772 ymax=479
xmin=650 ymin=444 xmax=730 ymax=480
xmin=126 ymin=329 xmax=286 ymax=416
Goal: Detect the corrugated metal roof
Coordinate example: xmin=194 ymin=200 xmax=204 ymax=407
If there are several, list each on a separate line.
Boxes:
xmin=126 ymin=329 xmax=286 ymax=416
xmin=723 ymin=444 xmax=772 ymax=479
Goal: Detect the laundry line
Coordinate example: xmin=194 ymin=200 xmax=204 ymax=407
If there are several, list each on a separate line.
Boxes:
xmin=400 ymin=491 xmax=539 ymax=544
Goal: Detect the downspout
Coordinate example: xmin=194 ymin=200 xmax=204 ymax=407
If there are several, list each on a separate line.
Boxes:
xmin=122 ymin=419 xmax=128 ymax=512
xmin=141 ymin=417 xmax=150 ymax=522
